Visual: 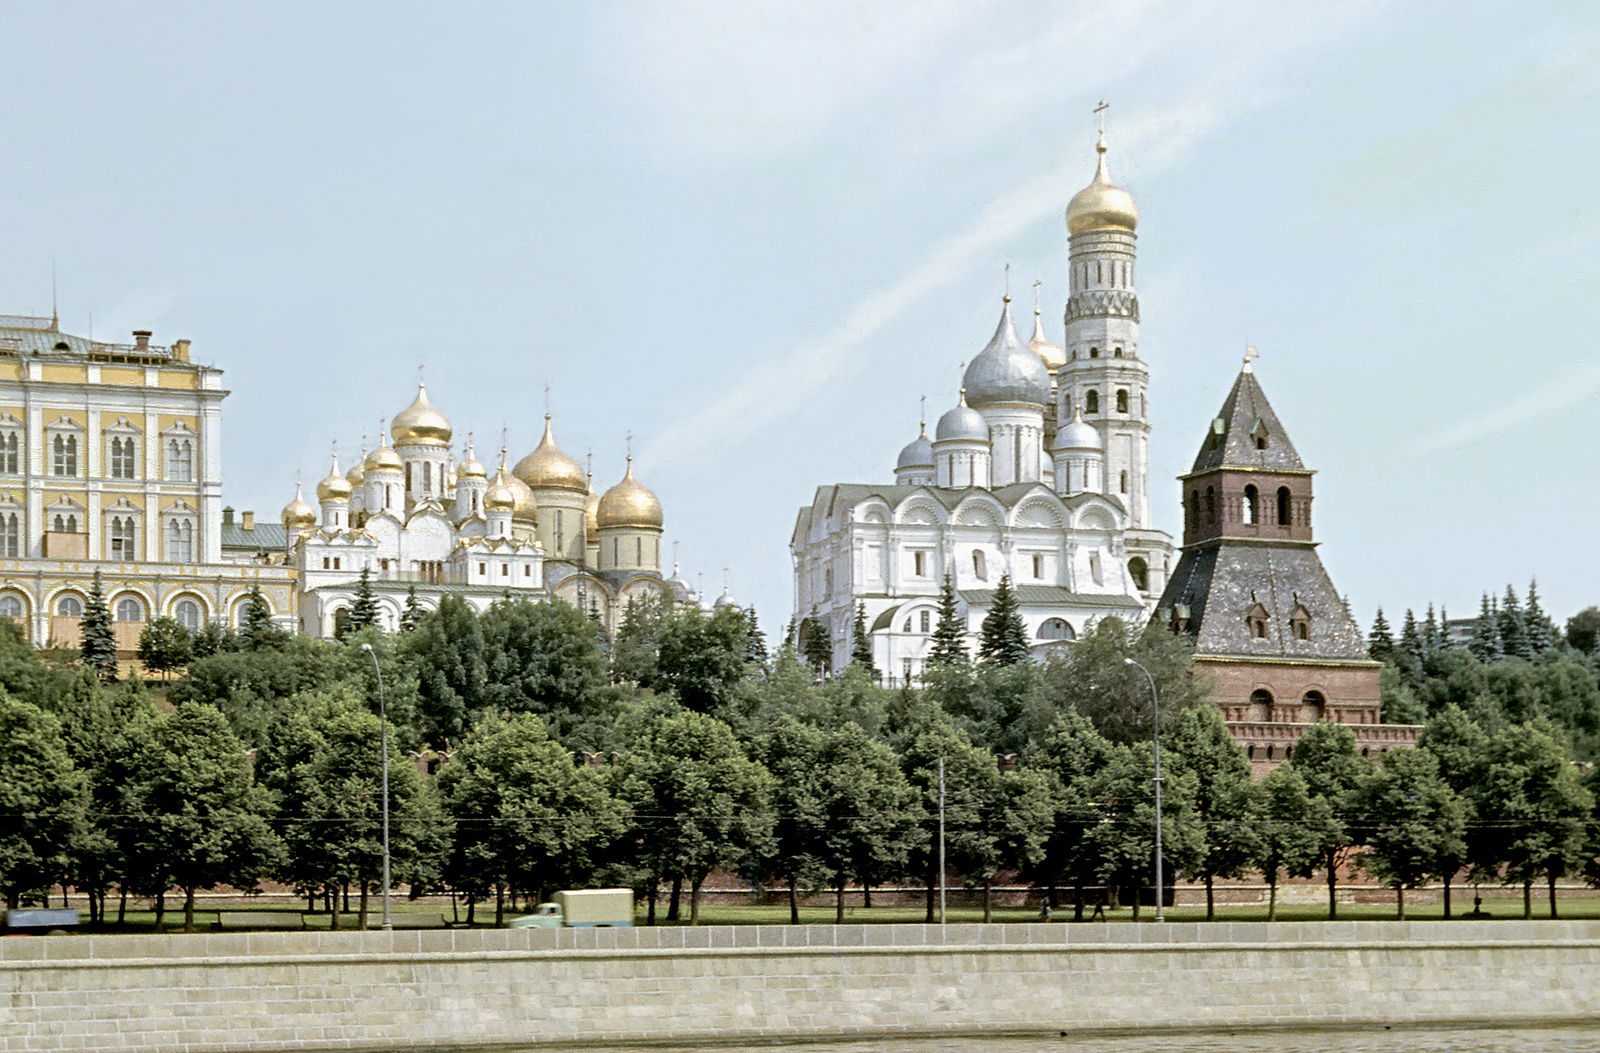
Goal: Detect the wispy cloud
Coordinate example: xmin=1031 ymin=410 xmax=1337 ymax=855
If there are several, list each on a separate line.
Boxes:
xmin=1410 ymin=362 xmax=1600 ymax=455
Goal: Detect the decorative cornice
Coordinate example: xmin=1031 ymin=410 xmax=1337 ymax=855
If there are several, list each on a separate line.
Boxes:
xmin=1178 ymin=466 xmax=1316 ymax=481
xmin=1195 ymin=654 xmax=1382 ymax=670
xmin=1065 ymin=290 xmax=1139 ymax=324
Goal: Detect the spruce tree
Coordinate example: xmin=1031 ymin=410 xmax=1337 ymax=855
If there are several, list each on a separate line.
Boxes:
xmin=800 ymin=606 xmax=832 ymax=674
xmin=1396 ymin=609 xmax=1423 ymax=683
xmin=849 ymin=602 xmax=878 ymax=679
xmin=1499 ymin=584 xmax=1529 ymax=660
xmin=1468 ymin=593 xmax=1502 ymax=662
xmin=1524 ymin=578 xmax=1555 ymax=655
xmin=1367 ymin=608 xmax=1395 ymax=663
xmin=399 ymin=585 xmax=421 ymax=633
xmin=744 ymin=607 xmax=769 ymax=667
xmin=978 ymin=574 xmax=1029 ymax=666
xmin=1423 ymin=603 xmax=1439 ymax=654
xmin=239 ymin=585 xmax=288 ymax=650
xmin=927 ymin=573 xmax=968 ymax=667
xmin=341 ymin=567 xmax=380 ymax=639
xmin=79 ymin=569 xmax=119 ymax=683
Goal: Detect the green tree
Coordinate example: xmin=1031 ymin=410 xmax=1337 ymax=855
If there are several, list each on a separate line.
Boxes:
xmin=1469 ymin=593 xmax=1502 ymax=663
xmin=743 ymin=607 xmax=769 ymax=668
xmin=1565 ymin=606 xmax=1600 ymax=655
xmin=1023 ymin=710 xmax=1116 ymax=919
xmin=0 ymin=693 xmax=85 ymax=909
xmin=1416 ymin=705 xmax=1491 ymax=915
xmin=1500 ymin=584 xmax=1530 ymax=660
xmin=1475 ymin=720 xmax=1594 ymax=918
xmin=136 ymin=617 xmax=193 ymax=682
xmin=399 ymin=585 xmax=422 ymax=633
xmin=1251 ymin=766 xmax=1334 ymax=921
xmin=757 ymin=717 xmax=833 ymax=922
xmin=1166 ymin=706 xmax=1260 ymax=920
xmin=339 ymin=567 xmax=380 ymax=640
xmin=438 ymin=713 xmax=625 ymax=926
xmin=1379 ymin=664 xmax=1426 ymax=725
xmin=1282 ymin=721 xmax=1370 ymax=919
xmin=654 ymin=603 xmax=749 ymax=715
xmin=80 ymin=569 xmax=118 ymax=682
xmin=1397 ymin=609 xmax=1423 ymax=684
xmin=1082 ymin=740 xmax=1202 ymax=920
xmin=480 ymin=597 xmax=609 ymax=732
xmin=611 ymin=593 xmax=663 ymax=686
xmin=849 ymin=602 xmax=878 ymax=679
xmin=799 ymin=606 xmax=832 ymax=673
xmin=239 ymin=585 xmax=289 ymax=651
xmin=1354 ymin=746 xmax=1467 ymax=919
xmin=924 ymin=660 xmax=1035 ymax=755
xmin=1367 ymin=608 xmax=1395 ymax=664
xmin=1525 ymin=579 xmax=1555 ymax=655
xmin=927 ymin=574 xmax=968 ymax=668
xmin=402 ymin=593 xmax=486 ymax=746
xmin=115 ymin=703 xmax=282 ymax=931
xmin=898 ymin=711 xmax=995 ymax=921
xmin=618 ymin=705 xmax=771 ymax=924
xmin=978 ymin=574 xmax=1029 ymax=666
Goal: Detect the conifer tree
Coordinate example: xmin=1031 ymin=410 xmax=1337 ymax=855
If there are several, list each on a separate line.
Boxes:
xmin=849 ymin=602 xmax=878 ymax=679
xmin=341 ymin=566 xmax=381 ymax=638
xmin=1423 ymin=603 xmax=1439 ymax=654
xmin=1367 ymin=608 xmax=1395 ymax=663
xmin=399 ymin=585 xmax=421 ymax=633
xmin=744 ymin=607 xmax=768 ymax=667
xmin=1468 ymin=593 xmax=1502 ymax=662
xmin=800 ymin=606 xmax=832 ymax=674
xmin=978 ymin=574 xmax=1029 ymax=666
xmin=1438 ymin=605 xmax=1453 ymax=649
xmin=1524 ymin=578 xmax=1555 ymax=655
xmin=1396 ymin=609 xmax=1423 ymax=684
xmin=79 ymin=569 xmax=118 ymax=683
xmin=1499 ymin=584 xmax=1530 ymax=660
xmin=927 ymin=573 xmax=968 ymax=667
xmin=239 ymin=585 xmax=288 ymax=651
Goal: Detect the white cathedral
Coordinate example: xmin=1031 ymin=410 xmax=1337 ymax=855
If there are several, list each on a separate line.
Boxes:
xmin=281 ymin=387 xmax=696 ymax=637
xmin=792 ymin=129 xmax=1173 ymax=684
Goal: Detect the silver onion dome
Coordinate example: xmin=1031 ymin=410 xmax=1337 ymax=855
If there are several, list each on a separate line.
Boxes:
xmin=896 ymin=424 xmax=934 ymax=470
xmin=1056 ymin=406 xmax=1103 ymax=450
xmin=936 ymin=390 xmax=989 ymax=442
xmin=962 ymin=298 xmax=1050 ymax=408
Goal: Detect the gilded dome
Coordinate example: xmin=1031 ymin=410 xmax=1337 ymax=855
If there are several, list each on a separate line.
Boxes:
xmin=514 ymin=415 xmax=588 ymax=493
xmin=1056 ymin=406 xmax=1103 ymax=451
xmin=1027 ymin=308 xmax=1067 ymax=372
xmin=962 ymin=298 xmax=1050 ymax=408
xmin=365 ymin=442 xmax=402 ymax=473
xmin=457 ymin=443 xmax=487 ymax=480
xmin=494 ymin=455 xmax=538 ymax=523
xmin=346 ymin=453 xmax=365 ymax=488
xmin=391 ymin=383 xmax=452 ymax=445
xmin=936 ymin=389 xmax=988 ymax=442
xmin=597 ymin=458 xmax=663 ymax=529
xmin=316 ymin=455 xmax=352 ymax=502
xmin=1065 ymin=134 xmax=1139 ymax=234
xmin=281 ymin=484 xmax=317 ymax=529
xmin=483 ymin=481 xmax=516 ymax=511
xmin=585 ymin=486 xmax=600 ymax=543
xmin=896 ymin=423 xmax=934 ymax=470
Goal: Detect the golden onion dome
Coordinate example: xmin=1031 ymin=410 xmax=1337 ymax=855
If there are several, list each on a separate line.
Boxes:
xmin=457 ymin=443 xmax=487 ymax=480
xmin=514 ymin=415 xmax=588 ymax=493
xmin=391 ymin=383 xmax=452 ymax=445
xmin=597 ymin=457 xmax=663 ymax=529
xmin=281 ymin=484 xmax=317 ymax=529
xmin=346 ymin=452 xmax=366 ymax=488
xmin=316 ymin=455 xmax=352 ymax=502
xmin=1066 ymin=134 xmax=1139 ymax=234
xmin=493 ymin=454 xmax=538 ymax=523
xmin=585 ymin=486 xmax=600 ymax=543
xmin=365 ymin=441 xmax=403 ymax=473
xmin=483 ymin=481 xmax=516 ymax=511
xmin=1027 ymin=308 xmax=1067 ymax=372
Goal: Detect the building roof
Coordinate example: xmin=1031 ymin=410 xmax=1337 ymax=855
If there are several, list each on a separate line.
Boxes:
xmin=0 ymin=315 xmax=183 ymax=364
xmin=960 ymin=585 xmax=1145 ymax=612
xmin=221 ymin=518 xmax=286 ymax=553
xmin=1187 ymin=369 xmax=1305 ymax=474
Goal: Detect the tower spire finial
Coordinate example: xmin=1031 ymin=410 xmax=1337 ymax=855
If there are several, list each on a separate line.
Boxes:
xmin=1003 ymin=263 xmax=1011 ymax=302
xmin=1033 ymin=278 xmax=1042 ymax=317
xmin=1094 ymin=99 xmax=1108 ymax=137
xmin=1243 ymin=345 xmax=1259 ymax=374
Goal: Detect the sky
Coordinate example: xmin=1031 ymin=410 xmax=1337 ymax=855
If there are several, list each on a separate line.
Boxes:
xmin=1 ymin=1 xmax=1597 ymax=640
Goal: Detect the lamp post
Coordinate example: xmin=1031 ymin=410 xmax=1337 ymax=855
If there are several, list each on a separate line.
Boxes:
xmin=360 ymin=643 xmax=393 ymax=932
xmin=1123 ymin=657 xmax=1164 ymax=923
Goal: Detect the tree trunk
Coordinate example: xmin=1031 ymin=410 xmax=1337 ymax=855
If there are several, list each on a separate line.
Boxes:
xmin=1326 ymin=850 xmax=1338 ymax=920
xmin=862 ymin=881 xmax=872 ymax=910
xmin=1205 ymin=873 xmax=1215 ymax=922
xmin=924 ymin=862 xmax=936 ymax=922
xmin=358 ymin=880 xmax=369 ymax=931
xmin=495 ymin=883 xmax=504 ymax=928
xmin=118 ymin=888 xmax=127 ymax=926
xmin=1073 ymin=882 xmax=1084 ymax=923
xmin=1131 ymin=889 xmax=1141 ymax=922
xmin=667 ymin=876 xmax=682 ymax=922
xmin=646 ymin=883 xmax=657 ymax=926
xmin=344 ymin=883 xmax=351 ymax=914
xmin=330 ymin=883 xmax=342 ymax=930
xmin=690 ymin=873 xmax=704 ymax=926
xmin=1549 ymin=870 xmax=1559 ymax=919
xmin=788 ymin=876 xmax=799 ymax=925
xmin=1523 ymin=880 xmax=1532 ymax=920
xmin=1268 ymin=877 xmax=1278 ymax=922
xmin=1396 ymin=886 xmax=1405 ymax=921
xmin=465 ymin=894 xmax=475 ymax=927
xmin=154 ymin=890 xmax=166 ymax=932
xmin=982 ymin=879 xmax=992 ymax=923
xmin=183 ymin=886 xmax=196 ymax=934
xmin=836 ymin=875 xmax=846 ymax=923
xmin=1443 ymin=873 xmax=1452 ymax=919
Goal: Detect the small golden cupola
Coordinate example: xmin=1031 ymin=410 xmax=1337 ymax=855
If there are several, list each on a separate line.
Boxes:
xmin=316 ymin=454 xmax=352 ymax=502
xmin=493 ymin=451 xmax=538 ymax=524
xmin=281 ymin=484 xmax=317 ymax=529
xmin=1027 ymin=305 xmax=1067 ymax=373
xmin=514 ymin=415 xmax=588 ymax=493
xmin=391 ymin=383 xmax=452 ymax=446
xmin=483 ymin=480 xmax=516 ymax=512
xmin=345 ymin=449 xmax=366 ymax=489
xmin=457 ymin=443 xmax=487 ymax=480
xmin=1065 ymin=133 xmax=1139 ymax=234
xmin=597 ymin=457 xmax=663 ymax=529
xmin=365 ymin=427 xmax=403 ymax=473
xmin=585 ymin=480 xmax=601 ymax=544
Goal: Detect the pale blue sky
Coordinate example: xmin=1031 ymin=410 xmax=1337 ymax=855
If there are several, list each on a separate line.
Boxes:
xmin=1 ymin=1 xmax=1596 ymax=636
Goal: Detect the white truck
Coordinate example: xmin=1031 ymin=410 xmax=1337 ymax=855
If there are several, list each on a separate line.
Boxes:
xmin=510 ymin=888 xmax=635 ymax=929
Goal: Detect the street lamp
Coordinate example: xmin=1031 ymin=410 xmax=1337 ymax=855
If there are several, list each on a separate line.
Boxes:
xmin=1123 ymin=657 xmax=1164 ymax=923
xmin=360 ymin=643 xmax=393 ymax=932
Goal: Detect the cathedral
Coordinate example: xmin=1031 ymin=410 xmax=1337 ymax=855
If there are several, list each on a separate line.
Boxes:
xmin=792 ymin=130 xmax=1173 ymax=683
xmin=281 ymin=385 xmax=693 ymax=637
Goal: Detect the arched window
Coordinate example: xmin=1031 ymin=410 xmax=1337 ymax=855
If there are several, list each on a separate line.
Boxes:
xmin=1301 ymin=690 xmax=1326 ymax=720
xmin=0 ymin=432 xmax=18 ymax=474
xmin=168 ymin=519 xmax=194 ymax=563
xmin=1249 ymin=688 xmax=1274 ymax=720
xmin=1276 ymin=487 xmax=1292 ymax=526
xmin=1085 ymin=390 xmax=1099 ymax=413
xmin=174 ymin=598 xmax=202 ymax=632
xmin=109 ymin=436 xmax=136 ymax=479
xmin=1243 ymin=485 xmax=1259 ymax=525
xmin=1291 ymin=606 xmax=1311 ymax=641
xmin=108 ymin=516 xmax=136 ymax=560
xmin=405 ymin=463 xmax=413 ymax=491
xmin=1120 ymin=470 xmax=1128 ymax=494
xmin=422 ymin=461 xmax=432 ymax=491
xmin=56 ymin=595 xmax=83 ymax=617
xmin=1247 ymin=603 xmax=1270 ymax=639
xmin=0 ymin=595 xmax=22 ymax=618
xmin=166 ymin=439 xmax=194 ymax=481
xmin=1252 ymin=420 xmax=1270 ymax=450
xmin=1128 ymin=557 xmax=1149 ymax=591
xmin=972 ymin=550 xmax=986 ymax=580
xmin=52 ymin=434 xmax=77 ymax=476
xmin=1116 ymin=389 xmax=1129 ymax=413
xmin=1188 ymin=491 xmax=1200 ymax=529
xmin=115 ymin=597 xmax=145 ymax=623
xmin=0 ymin=512 xmax=18 ymax=557
xmin=1038 ymin=618 xmax=1075 ymax=641
xmin=1113 ymin=347 xmax=1124 ymax=358
xmin=920 ymin=609 xmax=931 ymax=633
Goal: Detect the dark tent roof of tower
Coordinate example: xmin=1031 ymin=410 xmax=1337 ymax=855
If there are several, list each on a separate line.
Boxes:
xmin=1187 ymin=369 xmax=1305 ymax=474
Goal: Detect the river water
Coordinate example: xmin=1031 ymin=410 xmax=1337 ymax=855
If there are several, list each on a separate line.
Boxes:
xmin=542 ymin=1027 xmax=1600 ymax=1053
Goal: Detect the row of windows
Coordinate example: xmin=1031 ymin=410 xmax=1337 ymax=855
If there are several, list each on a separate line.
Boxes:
xmin=1246 ymin=603 xmax=1312 ymax=641
xmin=1190 ymin=485 xmax=1296 ymax=528
xmin=897 ymin=610 xmax=1078 ymax=642
xmin=1082 ymin=345 xmax=1126 ymax=360
xmin=32 ymin=435 xmax=196 ymax=481
xmin=1078 ymin=388 xmax=1132 ymax=415
xmin=1076 ymin=260 xmax=1132 ymax=289
xmin=39 ymin=593 xmax=207 ymax=631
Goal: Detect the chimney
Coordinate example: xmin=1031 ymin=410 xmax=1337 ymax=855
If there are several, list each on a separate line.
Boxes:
xmin=242 ymin=510 xmax=255 ymax=531
xmin=223 ymin=507 xmax=234 ymax=527
xmin=172 ymin=339 xmax=190 ymax=362
xmin=132 ymin=330 xmax=151 ymax=352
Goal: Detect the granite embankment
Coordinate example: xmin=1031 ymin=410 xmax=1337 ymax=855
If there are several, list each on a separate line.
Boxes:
xmin=4 ymin=920 xmax=1598 ymax=1051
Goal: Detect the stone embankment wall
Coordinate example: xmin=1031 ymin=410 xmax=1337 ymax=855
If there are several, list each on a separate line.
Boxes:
xmin=4 ymin=920 xmax=1598 ymax=1051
